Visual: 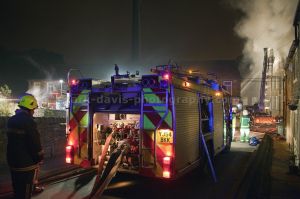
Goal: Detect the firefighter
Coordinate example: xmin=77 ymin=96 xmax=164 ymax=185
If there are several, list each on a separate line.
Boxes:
xmin=6 ymin=94 xmax=44 ymax=199
xmin=240 ymin=109 xmax=250 ymax=142
xmin=231 ymin=108 xmax=237 ymax=141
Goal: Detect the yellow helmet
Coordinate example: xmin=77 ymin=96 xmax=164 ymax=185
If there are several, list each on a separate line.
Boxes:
xmin=18 ymin=94 xmax=38 ymax=110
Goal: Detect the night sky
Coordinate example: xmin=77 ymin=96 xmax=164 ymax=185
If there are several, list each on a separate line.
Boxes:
xmin=0 ymin=0 xmax=243 ymax=95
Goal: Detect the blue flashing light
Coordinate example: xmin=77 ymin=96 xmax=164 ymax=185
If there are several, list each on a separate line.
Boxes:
xmin=160 ymin=80 xmax=168 ymax=88
xmin=211 ymin=82 xmax=219 ymax=91
xmin=207 ymin=80 xmax=219 ymax=91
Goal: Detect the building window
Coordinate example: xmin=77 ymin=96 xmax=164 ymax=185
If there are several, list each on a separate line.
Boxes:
xmin=223 ymin=80 xmax=232 ymax=95
xmin=275 ymin=78 xmax=278 ymax=89
xmin=34 ymin=82 xmax=41 ymax=88
xmin=276 ymin=96 xmax=279 ymax=110
xmin=272 ymin=96 xmax=276 ymax=110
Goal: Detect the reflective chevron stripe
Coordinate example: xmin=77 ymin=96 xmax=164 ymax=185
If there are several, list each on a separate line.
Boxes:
xmin=143 ymin=88 xmax=172 ymax=129
xmin=67 ymin=89 xmax=90 ymax=165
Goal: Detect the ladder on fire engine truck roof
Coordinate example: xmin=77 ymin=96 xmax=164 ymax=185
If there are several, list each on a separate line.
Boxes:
xmin=152 ymin=64 xmax=208 ymax=77
xmin=150 ymin=64 xmax=221 ymax=100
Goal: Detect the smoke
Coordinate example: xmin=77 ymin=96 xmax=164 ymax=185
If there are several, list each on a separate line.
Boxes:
xmin=24 ymin=56 xmax=53 ymax=79
xmin=230 ymin=0 xmax=298 ymax=99
xmin=23 ymin=56 xmax=54 ymax=103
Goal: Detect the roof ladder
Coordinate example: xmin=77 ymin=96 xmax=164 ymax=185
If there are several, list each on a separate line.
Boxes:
xmin=140 ymin=88 xmax=169 ymax=168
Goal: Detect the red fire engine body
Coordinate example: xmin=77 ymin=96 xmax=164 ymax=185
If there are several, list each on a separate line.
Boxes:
xmin=65 ymin=65 xmax=232 ymax=180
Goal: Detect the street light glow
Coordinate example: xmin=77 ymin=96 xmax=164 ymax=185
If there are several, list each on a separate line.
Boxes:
xmin=59 ymin=79 xmax=64 ymax=83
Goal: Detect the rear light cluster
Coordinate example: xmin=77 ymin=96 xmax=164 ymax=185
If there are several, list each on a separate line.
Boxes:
xmin=66 ymin=145 xmax=74 ymax=164
xmin=162 ymin=156 xmax=172 ymax=179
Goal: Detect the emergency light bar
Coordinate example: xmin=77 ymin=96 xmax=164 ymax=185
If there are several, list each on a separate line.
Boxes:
xmin=141 ymin=75 xmax=159 ymax=88
xmin=162 ymin=73 xmax=170 ymax=80
xmin=71 ymin=79 xmax=77 ymax=85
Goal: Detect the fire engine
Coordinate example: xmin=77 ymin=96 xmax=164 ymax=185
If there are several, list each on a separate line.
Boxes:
xmin=65 ymin=64 xmax=232 ymax=181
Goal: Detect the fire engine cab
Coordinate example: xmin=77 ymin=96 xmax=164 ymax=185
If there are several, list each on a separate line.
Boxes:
xmin=65 ymin=64 xmax=232 ymax=180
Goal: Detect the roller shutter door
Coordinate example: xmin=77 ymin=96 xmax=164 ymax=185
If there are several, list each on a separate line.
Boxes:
xmin=174 ymin=88 xmax=200 ymax=171
xmin=213 ymin=99 xmax=224 ymax=154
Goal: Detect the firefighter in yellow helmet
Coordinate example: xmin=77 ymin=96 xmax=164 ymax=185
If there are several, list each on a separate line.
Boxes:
xmin=6 ymin=94 xmax=44 ymax=198
xmin=240 ymin=109 xmax=250 ymax=142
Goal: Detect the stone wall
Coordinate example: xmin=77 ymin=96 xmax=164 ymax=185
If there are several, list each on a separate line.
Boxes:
xmin=0 ymin=117 xmax=8 ymax=164
xmin=34 ymin=109 xmax=66 ymax=118
xmin=0 ymin=117 xmax=66 ymax=164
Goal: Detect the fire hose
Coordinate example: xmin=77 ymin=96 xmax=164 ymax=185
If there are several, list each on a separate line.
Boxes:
xmin=89 ymin=139 xmax=130 ymax=198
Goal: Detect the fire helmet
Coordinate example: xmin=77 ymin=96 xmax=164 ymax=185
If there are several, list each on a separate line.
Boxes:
xmin=249 ymin=137 xmax=259 ymax=146
xmin=18 ymin=94 xmax=38 ymax=110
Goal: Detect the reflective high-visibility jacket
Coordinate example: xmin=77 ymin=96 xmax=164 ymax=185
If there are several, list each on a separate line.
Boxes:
xmin=232 ymin=113 xmax=236 ymax=128
xmin=240 ymin=115 xmax=250 ymax=129
xmin=6 ymin=110 xmax=44 ymax=171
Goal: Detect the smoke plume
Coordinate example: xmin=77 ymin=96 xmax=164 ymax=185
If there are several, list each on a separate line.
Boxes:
xmin=23 ymin=56 xmax=54 ymax=104
xmin=230 ymin=0 xmax=298 ymax=100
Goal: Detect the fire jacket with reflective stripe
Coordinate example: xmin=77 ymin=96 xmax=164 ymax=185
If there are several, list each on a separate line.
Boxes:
xmin=6 ymin=111 xmax=44 ymax=171
xmin=240 ymin=115 xmax=250 ymax=129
